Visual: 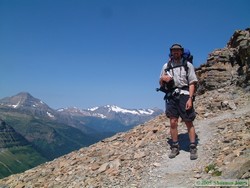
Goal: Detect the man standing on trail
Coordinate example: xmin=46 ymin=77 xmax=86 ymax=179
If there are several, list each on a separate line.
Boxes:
xmin=159 ymin=44 xmax=198 ymax=160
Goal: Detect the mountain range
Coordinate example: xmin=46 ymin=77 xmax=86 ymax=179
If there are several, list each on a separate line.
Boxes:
xmin=0 ymin=92 xmax=162 ymax=178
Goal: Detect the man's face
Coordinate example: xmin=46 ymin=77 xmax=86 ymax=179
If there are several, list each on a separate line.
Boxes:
xmin=171 ymin=49 xmax=182 ymax=59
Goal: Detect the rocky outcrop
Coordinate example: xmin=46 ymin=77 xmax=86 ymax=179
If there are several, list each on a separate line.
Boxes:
xmin=196 ymin=28 xmax=250 ymax=94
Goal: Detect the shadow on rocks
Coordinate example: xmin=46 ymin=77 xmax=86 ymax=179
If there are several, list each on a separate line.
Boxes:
xmin=167 ymin=133 xmax=199 ymax=152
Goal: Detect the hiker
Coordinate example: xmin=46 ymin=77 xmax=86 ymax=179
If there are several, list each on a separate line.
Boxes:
xmin=159 ymin=44 xmax=198 ymax=160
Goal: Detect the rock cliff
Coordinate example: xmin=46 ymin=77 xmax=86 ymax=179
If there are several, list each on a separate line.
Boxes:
xmin=196 ymin=28 xmax=250 ymax=94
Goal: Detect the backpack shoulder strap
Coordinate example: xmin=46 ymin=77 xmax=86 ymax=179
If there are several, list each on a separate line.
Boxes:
xmin=164 ymin=60 xmax=173 ymax=73
xmin=182 ymin=59 xmax=188 ymax=73
xmin=182 ymin=59 xmax=189 ymax=83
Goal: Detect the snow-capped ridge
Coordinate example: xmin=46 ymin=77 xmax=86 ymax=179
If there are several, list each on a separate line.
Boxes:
xmin=87 ymin=106 xmax=99 ymax=111
xmin=58 ymin=105 xmax=161 ymax=121
xmin=89 ymin=105 xmax=154 ymax=115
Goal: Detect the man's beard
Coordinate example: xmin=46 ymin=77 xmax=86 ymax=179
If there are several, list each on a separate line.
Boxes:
xmin=173 ymin=53 xmax=181 ymax=61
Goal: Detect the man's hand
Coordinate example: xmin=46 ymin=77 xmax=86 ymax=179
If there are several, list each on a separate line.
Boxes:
xmin=186 ymin=97 xmax=193 ymax=110
xmin=160 ymin=75 xmax=173 ymax=86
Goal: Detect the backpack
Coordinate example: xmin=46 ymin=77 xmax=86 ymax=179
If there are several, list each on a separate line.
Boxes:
xmin=183 ymin=49 xmax=193 ymax=64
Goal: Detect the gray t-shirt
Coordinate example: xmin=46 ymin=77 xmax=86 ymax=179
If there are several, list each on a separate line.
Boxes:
xmin=159 ymin=60 xmax=198 ymax=95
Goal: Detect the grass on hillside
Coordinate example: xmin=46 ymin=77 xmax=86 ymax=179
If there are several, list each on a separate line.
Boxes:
xmin=0 ymin=146 xmax=47 ymax=179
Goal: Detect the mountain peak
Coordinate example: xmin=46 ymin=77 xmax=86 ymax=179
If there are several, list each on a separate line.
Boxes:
xmin=0 ymin=92 xmax=45 ymax=109
xmin=16 ymin=92 xmax=33 ymax=98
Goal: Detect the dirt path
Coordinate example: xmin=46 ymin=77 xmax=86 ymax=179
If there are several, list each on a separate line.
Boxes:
xmin=140 ymin=104 xmax=250 ymax=188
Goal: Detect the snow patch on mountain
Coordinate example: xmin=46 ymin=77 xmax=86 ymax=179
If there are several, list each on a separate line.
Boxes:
xmin=47 ymin=112 xmax=55 ymax=118
xmin=12 ymin=101 xmax=21 ymax=108
xmin=107 ymin=105 xmax=137 ymax=114
xmin=104 ymin=105 xmax=154 ymax=115
xmin=92 ymin=113 xmax=107 ymax=118
xmin=88 ymin=107 xmax=99 ymax=111
xmin=138 ymin=109 xmax=154 ymax=115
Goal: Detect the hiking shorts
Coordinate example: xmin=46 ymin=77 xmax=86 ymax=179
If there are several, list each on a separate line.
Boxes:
xmin=165 ymin=94 xmax=196 ymax=122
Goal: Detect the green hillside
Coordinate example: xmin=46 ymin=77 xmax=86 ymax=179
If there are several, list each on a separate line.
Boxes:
xmin=0 ymin=146 xmax=47 ymax=179
xmin=0 ymin=120 xmax=47 ymax=179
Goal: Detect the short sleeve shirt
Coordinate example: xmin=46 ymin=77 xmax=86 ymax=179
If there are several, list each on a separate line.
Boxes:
xmin=160 ymin=59 xmax=198 ymax=95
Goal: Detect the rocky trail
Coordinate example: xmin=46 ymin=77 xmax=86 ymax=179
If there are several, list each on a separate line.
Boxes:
xmin=140 ymin=103 xmax=250 ymax=188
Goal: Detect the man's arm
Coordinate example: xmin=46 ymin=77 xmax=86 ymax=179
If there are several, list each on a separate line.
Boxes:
xmin=186 ymin=82 xmax=196 ymax=110
xmin=188 ymin=82 xmax=196 ymax=99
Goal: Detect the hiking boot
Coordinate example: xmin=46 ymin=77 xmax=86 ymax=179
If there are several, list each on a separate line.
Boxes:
xmin=190 ymin=144 xmax=198 ymax=160
xmin=169 ymin=144 xmax=180 ymax=159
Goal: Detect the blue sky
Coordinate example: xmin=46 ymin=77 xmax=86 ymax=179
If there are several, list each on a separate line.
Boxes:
xmin=0 ymin=0 xmax=249 ymax=110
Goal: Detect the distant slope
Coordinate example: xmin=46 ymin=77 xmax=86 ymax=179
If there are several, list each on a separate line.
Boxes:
xmin=0 ymin=119 xmax=28 ymax=148
xmin=0 ymin=119 xmax=47 ymax=179
xmin=0 ymin=146 xmax=47 ymax=179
